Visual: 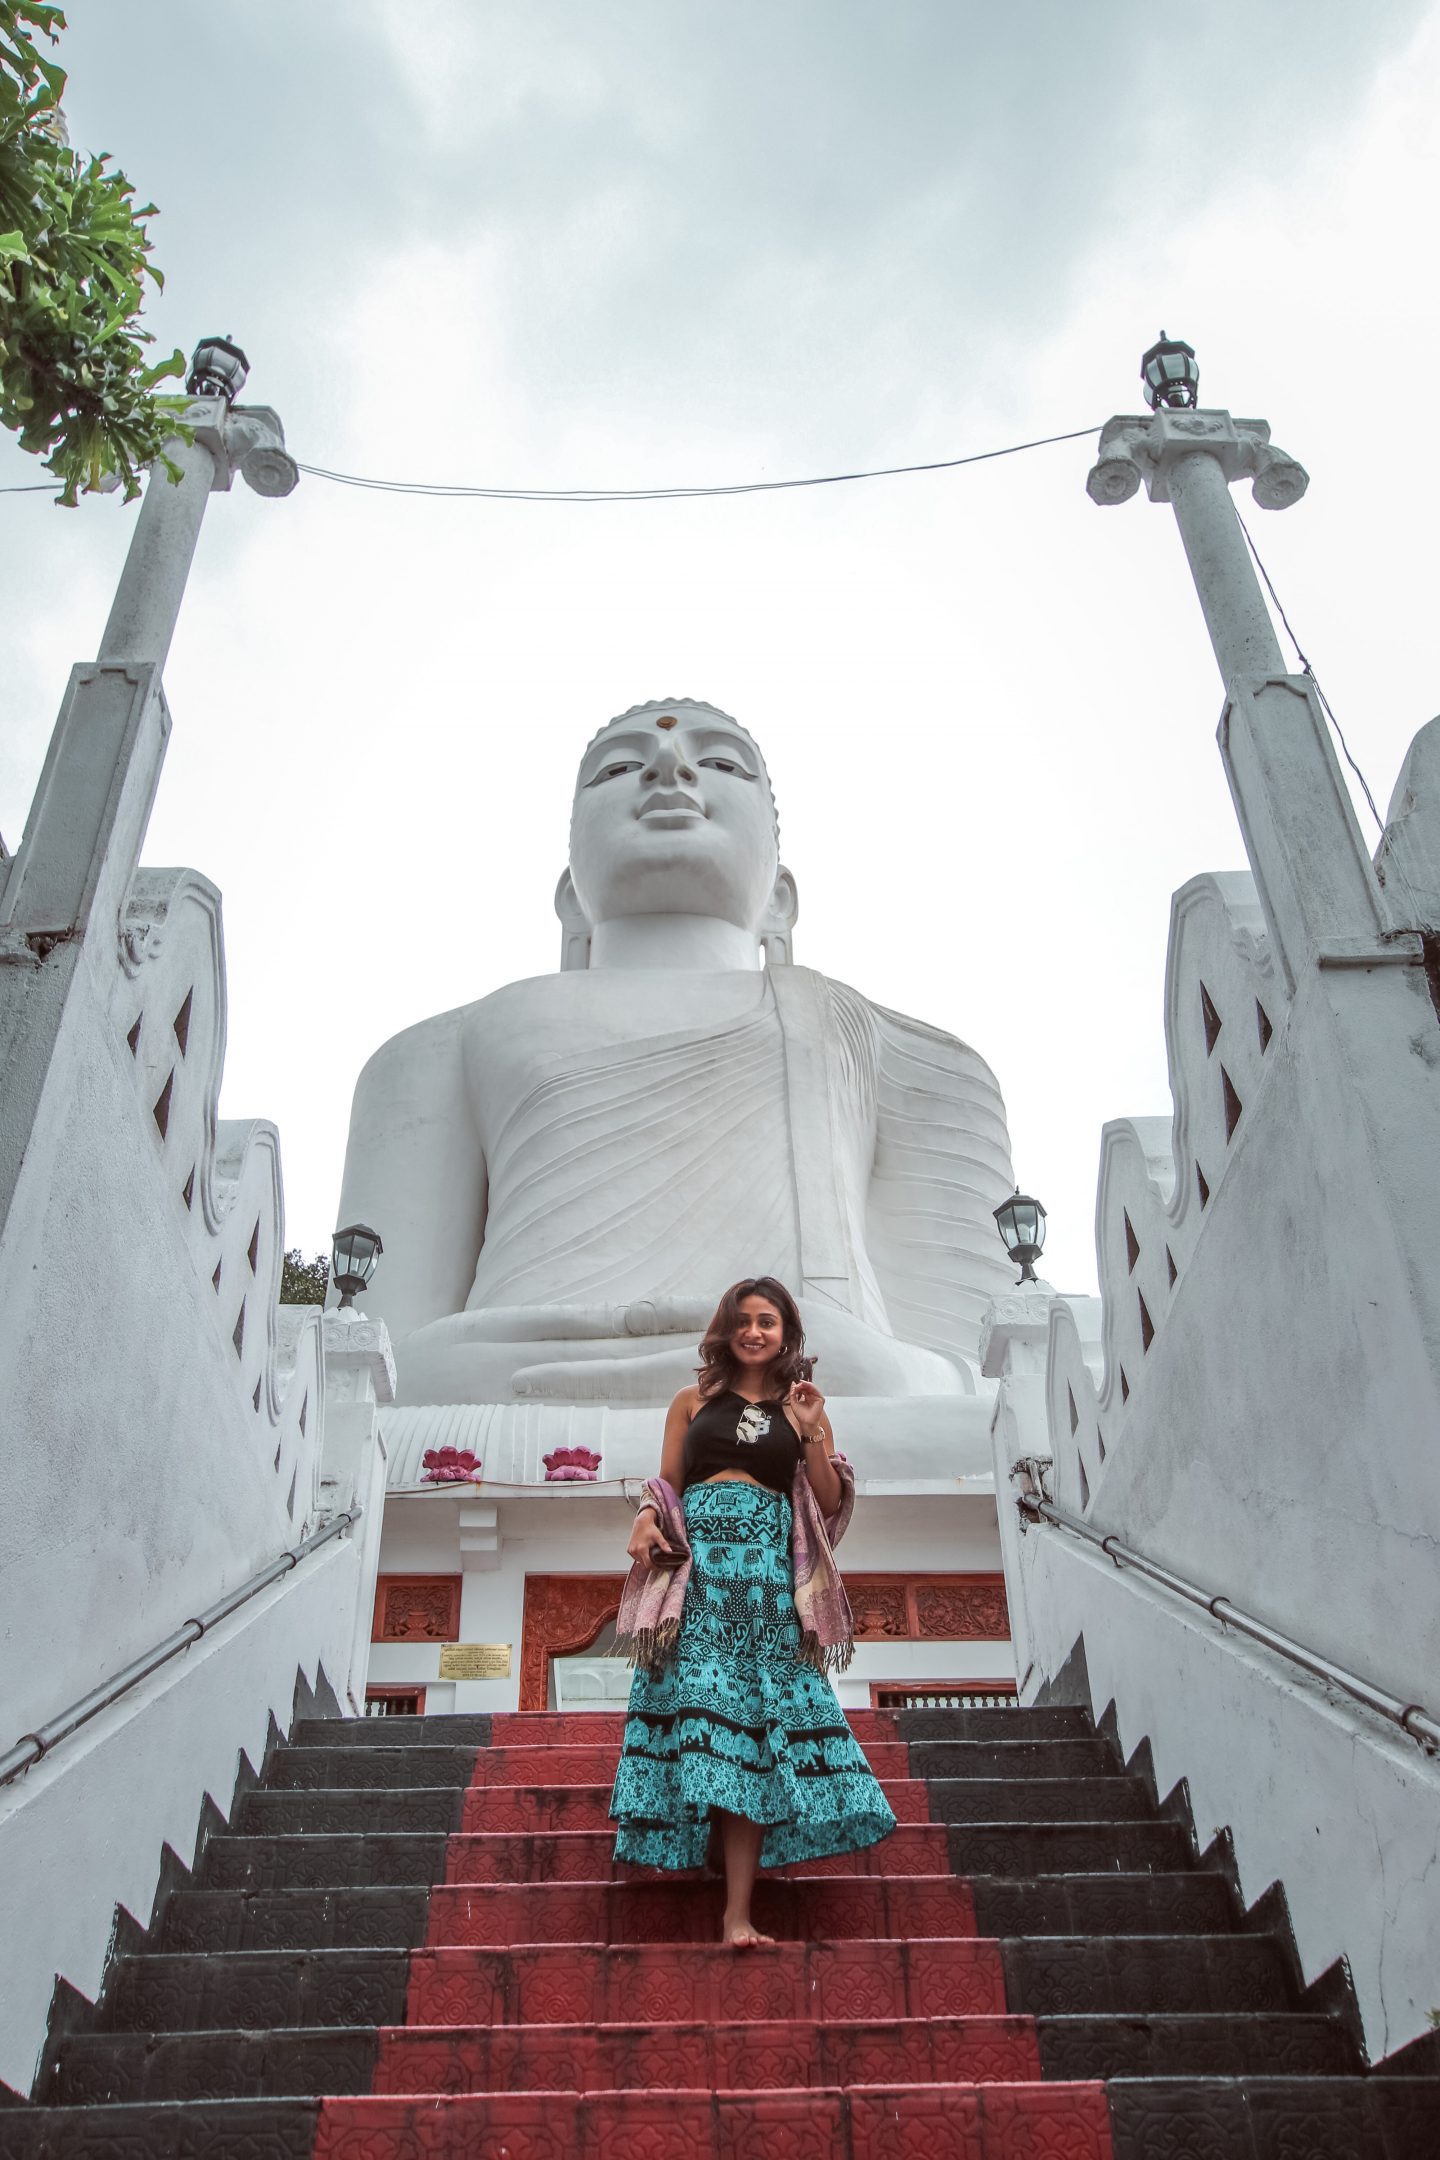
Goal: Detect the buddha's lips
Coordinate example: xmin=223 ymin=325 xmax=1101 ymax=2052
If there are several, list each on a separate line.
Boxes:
xmin=636 ymin=789 xmax=705 ymax=823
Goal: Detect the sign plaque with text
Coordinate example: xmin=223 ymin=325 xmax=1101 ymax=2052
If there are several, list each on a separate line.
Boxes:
xmin=438 ymin=1642 xmax=512 ymax=1681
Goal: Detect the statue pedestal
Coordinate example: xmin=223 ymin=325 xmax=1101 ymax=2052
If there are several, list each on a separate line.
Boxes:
xmin=378 ymin=1394 xmax=998 ymax=1493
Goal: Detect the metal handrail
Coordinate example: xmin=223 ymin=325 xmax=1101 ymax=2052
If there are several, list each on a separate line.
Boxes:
xmin=0 ymin=1508 xmax=361 ymax=1788
xmin=1017 ymin=1490 xmax=1440 ymax=1757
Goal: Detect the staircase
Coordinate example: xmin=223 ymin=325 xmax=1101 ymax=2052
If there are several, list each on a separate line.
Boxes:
xmin=10 ymin=1703 xmax=1435 ymax=2156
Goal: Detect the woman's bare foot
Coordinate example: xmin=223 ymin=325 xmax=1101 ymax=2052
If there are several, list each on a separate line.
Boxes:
xmin=717 ymin=1813 xmax=771 ymax=1944
xmin=722 ymin=1915 xmax=775 ymax=1947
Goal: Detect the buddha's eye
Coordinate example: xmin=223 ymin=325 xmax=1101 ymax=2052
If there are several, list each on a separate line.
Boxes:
xmin=699 ymin=756 xmax=752 ymax=778
xmin=588 ymin=759 xmax=643 ymax=785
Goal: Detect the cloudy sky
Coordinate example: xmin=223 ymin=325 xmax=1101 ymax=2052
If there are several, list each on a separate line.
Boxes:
xmin=2 ymin=1 xmax=1437 ymax=1295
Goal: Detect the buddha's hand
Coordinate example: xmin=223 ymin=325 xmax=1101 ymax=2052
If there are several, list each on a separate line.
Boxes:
xmin=627 ymin=1506 xmax=682 ymax=1568
xmin=786 ymin=1380 xmax=827 ymax=1440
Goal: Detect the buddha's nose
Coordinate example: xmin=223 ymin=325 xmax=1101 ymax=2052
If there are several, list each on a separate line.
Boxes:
xmin=642 ymin=739 xmax=698 ymax=787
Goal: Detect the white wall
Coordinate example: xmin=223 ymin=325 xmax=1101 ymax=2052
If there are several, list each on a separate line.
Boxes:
xmin=1006 ymin=1516 xmax=1440 ymax=2059
xmin=1048 ymin=933 xmax=1440 ymax=1716
xmin=989 ymin=718 xmax=1440 ymax=2057
xmin=0 ymin=1533 xmax=370 ymax=2096
xmin=0 ymin=866 xmax=329 ymax=1743
xmin=0 ymin=652 xmax=388 ymax=2094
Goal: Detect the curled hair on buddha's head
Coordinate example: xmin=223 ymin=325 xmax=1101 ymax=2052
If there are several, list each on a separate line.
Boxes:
xmin=697 ymin=1276 xmax=813 ymax=1400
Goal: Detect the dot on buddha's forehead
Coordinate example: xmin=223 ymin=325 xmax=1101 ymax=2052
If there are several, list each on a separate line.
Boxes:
xmin=656 ymin=715 xmax=678 ymax=730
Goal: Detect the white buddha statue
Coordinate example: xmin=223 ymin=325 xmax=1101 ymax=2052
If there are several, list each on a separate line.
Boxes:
xmin=336 ymin=699 xmax=1015 ymax=1406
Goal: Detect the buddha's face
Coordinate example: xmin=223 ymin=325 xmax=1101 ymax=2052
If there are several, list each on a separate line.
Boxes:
xmin=569 ymin=703 xmax=779 ymax=928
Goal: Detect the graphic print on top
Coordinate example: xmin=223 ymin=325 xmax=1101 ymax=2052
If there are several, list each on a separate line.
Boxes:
xmin=736 ymin=1402 xmax=772 ymax=1445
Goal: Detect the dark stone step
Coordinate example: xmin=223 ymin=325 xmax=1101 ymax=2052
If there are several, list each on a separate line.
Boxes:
xmin=896 ymin=1705 xmax=1090 ymax=1741
xmin=1038 ymin=2011 xmax=1362 ymax=2080
xmin=47 ymin=2028 xmax=376 ymax=2107
xmin=1107 ymin=2075 xmax=1437 ymax=2160
xmin=201 ymin=1831 xmax=450 ymax=1893
xmin=52 ymin=2009 xmax=1360 ymax=2108
xmin=48 ymin=2010 xmax=1036 ymax=2106
xmin=0 ymin=2100 xmax=319 ymax=2158
xmin=267 ymin=1745 xmax=479 ymax=1790
xmin=1004 ymin=1934 xmax=1295 ymax=2016
xmin=159 ymin=1887 xmax=430 ymax=1954
xmin=972 ymin=1873 xmax=1233 ymax=1938
xmin=102 ymin=1950 xmax=410 ymax=2034
xmin=947 ymin=1819 xmax=1193 ymax=1877
xmin=47 ymin=2014 xmax=1033 ymax=2106
xmin=909 ymin=1737 xmax=1117 ymax=1779
xmin=1376 ymin=2025 xmax=1440 ymax=2077
xmin=926 ymin=1775 xmax=1156 ymax=1824
xmin=11 ymin=2083 xmax=1438 ymax=2160
xmin=290 ymin=1714 xmax=491 ymax=1749
xmin=235 ymin=1786 xmax=467 ymax=1835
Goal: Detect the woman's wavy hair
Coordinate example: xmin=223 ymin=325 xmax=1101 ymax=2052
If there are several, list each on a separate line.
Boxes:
xmin=697 ymin=1276 xmax=813 ymax=1400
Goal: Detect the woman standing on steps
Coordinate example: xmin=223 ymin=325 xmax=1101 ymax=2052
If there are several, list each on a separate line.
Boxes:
xmin=608 ymin=1276 xmax=896 ymax=1945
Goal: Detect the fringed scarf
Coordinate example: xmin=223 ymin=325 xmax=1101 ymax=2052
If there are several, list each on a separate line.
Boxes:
xmin=614 ymin=1456 xmax=857 ymax=1676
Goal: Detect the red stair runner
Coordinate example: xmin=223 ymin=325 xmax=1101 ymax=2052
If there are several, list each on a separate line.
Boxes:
xmin=313 ymin=1708 xmax=1112 ymax=2159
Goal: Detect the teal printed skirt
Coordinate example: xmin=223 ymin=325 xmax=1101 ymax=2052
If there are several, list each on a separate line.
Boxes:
xmin=609 ymin=1479 xmax=897 ymax=1870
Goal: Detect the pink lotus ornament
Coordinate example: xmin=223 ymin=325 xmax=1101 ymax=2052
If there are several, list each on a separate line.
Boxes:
xmin=421 ymin=1445 xmax=483 ymax=1484
xmin=543 ymin=1446 xmax=602 ymax=1483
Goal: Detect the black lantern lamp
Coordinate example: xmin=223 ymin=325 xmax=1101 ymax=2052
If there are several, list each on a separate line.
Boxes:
xmin=186 ymin=335 xmax=250 ymax=402
xmin=994 ymin=1189 xmax=1047 ymax=1284
xmin=331 ymin=1223 xmax=383 ymax=1311
xmin=1140 ymin=332 xmax=1199 ymax=412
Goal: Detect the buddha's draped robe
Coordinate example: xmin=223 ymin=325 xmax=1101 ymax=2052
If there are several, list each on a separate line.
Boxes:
xmin=464 ymin=966 xmax=1013 ymax=1374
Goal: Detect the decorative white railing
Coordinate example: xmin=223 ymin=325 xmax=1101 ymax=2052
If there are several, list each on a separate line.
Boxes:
xmin=1016 ymin=1485 xmax=1440 ymax=1757
xmin=1047 ymin=870 xmax=1285 ymax=1512
xmin=111 ymin=865 xmax=318 ymax=1520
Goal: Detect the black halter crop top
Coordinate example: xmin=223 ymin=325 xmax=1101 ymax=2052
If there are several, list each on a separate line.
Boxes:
xmin=681 ymin=1389 xmax=802 ymax=1496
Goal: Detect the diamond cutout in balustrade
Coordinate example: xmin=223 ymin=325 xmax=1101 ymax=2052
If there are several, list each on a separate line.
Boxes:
xmin=1201 ymin=981 xmax=1223 ymax=1054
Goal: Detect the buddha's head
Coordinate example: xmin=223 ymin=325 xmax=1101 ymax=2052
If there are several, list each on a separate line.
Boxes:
xmin=564 ymin=699 xmax=795 ymax=951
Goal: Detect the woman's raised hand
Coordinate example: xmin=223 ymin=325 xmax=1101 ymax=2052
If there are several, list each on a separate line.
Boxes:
xmin=786 ymin=1379 xmax=827 ymax=1438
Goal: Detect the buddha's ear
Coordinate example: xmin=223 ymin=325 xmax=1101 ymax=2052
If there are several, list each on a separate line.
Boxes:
xmin=760 ymin=865 xmax=799 ymax=966
xmin=555 ymin=870 xmax=592 ymax=973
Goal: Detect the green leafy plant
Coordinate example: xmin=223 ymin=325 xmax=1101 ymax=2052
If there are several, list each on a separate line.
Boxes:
xmin=280 ymin=1249 xmax=331 ymax=1306
xmin=0 ymin=3 xmax=186 ymax=503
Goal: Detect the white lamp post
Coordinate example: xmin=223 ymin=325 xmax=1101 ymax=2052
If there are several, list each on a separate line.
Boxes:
xmin=97 ymin=337 xmax=298 ymax=674
xmin=0 ymin=340 xmax=299 ymax=1238
xmin=1085 ymin=339 xmax=1393 ymax=989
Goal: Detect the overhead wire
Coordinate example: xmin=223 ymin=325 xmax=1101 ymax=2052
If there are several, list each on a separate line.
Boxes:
xmin=288 ymin=424 xmax=1101 ymax=502
xmin=2 ymin=423 xmax=1095 ymax=502
xmin=3 ymin=425 xmax=1099 ymax=503
xmin=1232 ymin=504 xmax=1385 ymax=835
